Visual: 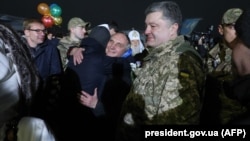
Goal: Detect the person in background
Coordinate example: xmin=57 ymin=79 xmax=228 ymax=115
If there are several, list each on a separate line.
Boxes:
xmin=58 ymin=26 xmax=134 ymax=141
xmin=80 ymin=32 xmax=135 ymax=140
xmin=116 ymin=1 xmax=205 ymax=140
xmin=22 ymin=18 xmax=63 ymax=136
xmin=0 ymin=23 xmax=56 ymax=141
xmin=68 ymin=21 xmax=123 ymax=65
xmin=47 ymin=32 xmax=54 ymax=40
xmin=57 ymin=17 xmax=90 ymax=71
xmin=79 ymin=32 xmax=135 ymax=140
xmin=22 ymin=18 xmax=62 ymax=81
xmin=70 ymin=22 xmax=118 ymax=66
xmin=200 ymin=8 xmax=247 ymax=125
xmin=107 ymin=20 xmax=120 ymax=35
xmin=227 ymin=8 xmax=250 ymax=124
xmin=128 ymin=29 xmax=145 ymax=56
xmin=232 ymin=8 xmax=250 ymax=77
xmin=46 ymin=26 xmax=64 ymax=40
xmin=127 ymin=29 xmax=148 ymax=66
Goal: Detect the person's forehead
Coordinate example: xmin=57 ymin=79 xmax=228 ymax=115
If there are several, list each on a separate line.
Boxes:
xmin=30 ymin=22 xmax=45 ymax=28
xmin=109 ymin=29 xmax=116 ymax=35
xmin=222 ymin=24 xmax=235 ymax=30
xmin=112 ymin=33 xmax=127 ymax=43
xmin=145 ymin=11 xmax=163 ymax=23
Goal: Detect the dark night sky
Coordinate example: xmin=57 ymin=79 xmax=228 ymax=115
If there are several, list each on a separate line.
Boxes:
xmin=0 ymin=0 xmax=249 ymax=35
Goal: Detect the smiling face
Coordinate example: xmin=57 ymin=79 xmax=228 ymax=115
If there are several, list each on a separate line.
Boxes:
xmin=24 ymin=22 xmax=46 ymax=47
xmin=105 ymin=33 xmax=129 ymax=57
xmin=144 ymin=11 xmax=178 ymax=47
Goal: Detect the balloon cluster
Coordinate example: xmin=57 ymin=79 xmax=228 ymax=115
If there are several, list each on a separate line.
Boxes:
xmin=37 ymin=3 xmax=62 ymax=28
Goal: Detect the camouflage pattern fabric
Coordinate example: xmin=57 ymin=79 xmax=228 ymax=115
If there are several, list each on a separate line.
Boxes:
xmin=221 ymin=8 xmax=243 ymax=24
xmin=219 ymin=91 xmax=247 ymax=124
xmin=117 ymin=35 xmax=205 ymax=140
xmin=57 ymin=36 xmax=81 ymax=71
xmin=202 ymin=42 xmax=247 ymax=124
xmin=207 ymin=42 xmax=232 ymax=74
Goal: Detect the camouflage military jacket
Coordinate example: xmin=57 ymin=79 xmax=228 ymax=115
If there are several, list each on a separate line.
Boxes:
xmin=204 ymin=42 xmax=247 ymax=124
xmin=121 ymin=36 xmax=205 ymax=125
xmin=57 ymin=36 xmax=81 ymax=70
xmin=207 ymin=42 xmax=232 ymax=75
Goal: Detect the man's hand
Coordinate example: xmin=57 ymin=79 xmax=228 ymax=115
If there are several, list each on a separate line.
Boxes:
xmin=69 ymin=47 xmax=85 ymax=65
xmin=78 ymin=88 xmax=98 ymax=109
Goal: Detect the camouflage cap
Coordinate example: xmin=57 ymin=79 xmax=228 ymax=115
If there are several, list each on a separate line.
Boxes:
xmin=221 ymin=8 xmax=243 ymax=24
xmin=67 ymin=17 xmax=90 ymax=30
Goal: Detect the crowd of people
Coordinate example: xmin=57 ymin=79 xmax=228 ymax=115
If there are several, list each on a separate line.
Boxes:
xmin=1 ymin=1 xmax=250 ymax=141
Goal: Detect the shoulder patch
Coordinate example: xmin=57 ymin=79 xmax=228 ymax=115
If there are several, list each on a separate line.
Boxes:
xmin=180 ymin=72 xmax=189 ymax=78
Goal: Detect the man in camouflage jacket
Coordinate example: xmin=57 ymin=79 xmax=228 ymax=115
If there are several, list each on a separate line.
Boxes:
xmin=116 ymin=1 xmax=205 ymax=140
xmin=57 ymin=17 xmax=90 ymax=70
xmin=200 ymin=8 xmax=247 ymax=125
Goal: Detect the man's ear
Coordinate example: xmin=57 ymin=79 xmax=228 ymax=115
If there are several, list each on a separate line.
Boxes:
xmin=218 ymin=25 xmax=224 ymax=35
xmin=24 ymin=30 xmax=29 ymax=36
xmin=170 ymin=23 xmax=179 ymax=36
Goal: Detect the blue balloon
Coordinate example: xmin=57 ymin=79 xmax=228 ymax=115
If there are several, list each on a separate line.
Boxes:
xmin=50 ymin=3 xmax=58 ymax=9
xmin=50 ymin=4 xmax=62 ymax=17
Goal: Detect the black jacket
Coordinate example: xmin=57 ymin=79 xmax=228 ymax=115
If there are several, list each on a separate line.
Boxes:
xmin=64 ymin=36 xmax=133 ymax=116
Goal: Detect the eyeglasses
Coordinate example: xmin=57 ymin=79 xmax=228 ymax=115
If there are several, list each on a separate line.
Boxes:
xmin=28 ymin=29 xmax=47 ymax=33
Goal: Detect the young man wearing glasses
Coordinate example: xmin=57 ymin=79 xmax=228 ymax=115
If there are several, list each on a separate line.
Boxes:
xmin=23 ymin=18 xmax=62 ymax=81
xmin=22 ymin=18 xmax=63 ymax=137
